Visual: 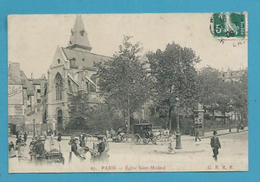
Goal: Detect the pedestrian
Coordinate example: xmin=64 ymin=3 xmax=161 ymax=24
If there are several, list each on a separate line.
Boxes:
xmin=210 ymin=130 xmax=221 ymax=161
xmin=236 ymin=123 xmax=240 ymax=133
xmin=35 ymin=136 xmax=46 ymax=163
xmin=69 ymin=135 xmax=75 ymax=145
xmin=81 ymin=134 xmax=86 ymax=147
xmin=195 ymin=130 xmax=201 ymax=142
xmin=16 ymin=136 xmax=22 ymax=150
xmin=57 ymin=132 xmax=62 ymax=142
xmin=24 ymin=132 xmax=28 ymax=143
xmin=9 ymin=141 xmax=16 ymax=158
xmin=69 ymin=138 xmax=85 ymax=164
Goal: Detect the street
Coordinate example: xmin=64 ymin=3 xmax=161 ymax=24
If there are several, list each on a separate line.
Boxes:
xmin=9 ymin=131 xmax=248 ymax=173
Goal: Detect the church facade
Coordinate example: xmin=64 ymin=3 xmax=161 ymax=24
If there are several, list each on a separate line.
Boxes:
xmin=45 ymin=15 xmax=111 ymax=131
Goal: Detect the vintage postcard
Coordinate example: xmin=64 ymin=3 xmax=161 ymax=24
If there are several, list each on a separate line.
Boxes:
xmin=8 ymin=13 xmax=248 ymax=173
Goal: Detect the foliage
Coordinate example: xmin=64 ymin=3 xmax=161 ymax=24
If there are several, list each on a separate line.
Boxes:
xmin=95 ymin=36 xmax=151 ymax=133
xmin=67 ymin=91 xmax=92 ymax=130
xmin=146 ymin=42 xmax=201 ymax=130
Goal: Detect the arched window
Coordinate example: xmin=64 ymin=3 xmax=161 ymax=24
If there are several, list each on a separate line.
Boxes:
xmin=56 ymin=73 xmax=63 ymax=100
xmin=90 ymin=74 xmax=97 ymax=84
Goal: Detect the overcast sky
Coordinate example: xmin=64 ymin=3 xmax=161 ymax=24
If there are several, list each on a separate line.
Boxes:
xmin=8 ymin=14 xmax=247 ymax=78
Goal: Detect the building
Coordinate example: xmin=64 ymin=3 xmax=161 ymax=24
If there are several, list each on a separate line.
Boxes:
xmin=8 ymin=62 xmax=46 ymax=135
xmin=220 ymin=67 xmax=247 ymax=83
xmin=45 ymin=15 xmax=111 ymax=131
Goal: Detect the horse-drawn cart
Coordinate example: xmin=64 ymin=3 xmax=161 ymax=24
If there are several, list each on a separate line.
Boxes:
xmin=134 ymin=123 xmax=158 ymax=145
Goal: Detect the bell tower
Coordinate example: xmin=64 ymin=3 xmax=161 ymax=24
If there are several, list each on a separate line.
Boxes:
xmin=67 ymin=15 xmax=92 ymax=52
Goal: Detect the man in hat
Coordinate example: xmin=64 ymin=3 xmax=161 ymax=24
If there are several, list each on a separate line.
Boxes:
xmin=210 ymin=130 xmax=221 ymax=161
xmin=35 ymin=136 xmax=46 ymax=163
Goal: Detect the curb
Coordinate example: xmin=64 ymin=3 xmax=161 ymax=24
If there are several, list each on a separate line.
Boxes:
xmin=200 ymin=129 xmax=248 ymax=139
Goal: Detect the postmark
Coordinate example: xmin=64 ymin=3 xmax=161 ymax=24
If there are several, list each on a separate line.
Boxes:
xmin=210 ymin=12 xmax=247 ymax=39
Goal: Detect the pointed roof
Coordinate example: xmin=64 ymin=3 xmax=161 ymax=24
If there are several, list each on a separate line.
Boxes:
xmin=67 ymin=15 xmax=92 ymax=51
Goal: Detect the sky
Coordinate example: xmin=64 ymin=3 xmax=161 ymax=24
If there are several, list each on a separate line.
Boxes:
xmin=8 ymin=14 xmax=248 ymax=78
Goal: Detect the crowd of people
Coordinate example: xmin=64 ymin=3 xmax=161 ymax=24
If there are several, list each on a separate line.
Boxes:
xmin=9 ymin=129 xmax=109 ymax=165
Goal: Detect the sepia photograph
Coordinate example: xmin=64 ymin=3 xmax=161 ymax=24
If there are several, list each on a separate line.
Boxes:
xmin=8 ymin=13 xmax=248 ymax=173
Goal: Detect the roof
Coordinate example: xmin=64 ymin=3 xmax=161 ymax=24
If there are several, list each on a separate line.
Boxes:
xmin=62 ymin=47 xmax=111 ymax=70
xmin=20 ymin=71 xmax=34 ymax=95
xmin=28 ymin=78 xmax=43 ymax=85
xmin=67 ymin=15 xmax=92 ymax=51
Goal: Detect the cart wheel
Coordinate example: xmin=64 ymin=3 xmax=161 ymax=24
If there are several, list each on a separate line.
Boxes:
xmin=143 ymin=138 xmax=149 ymax=145
xmin=134 ymin=134 xmax=141 ymax=145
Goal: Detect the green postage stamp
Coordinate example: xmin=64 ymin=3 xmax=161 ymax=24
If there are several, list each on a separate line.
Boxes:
xmin=211 ymin=12 xmax=247 ymax=39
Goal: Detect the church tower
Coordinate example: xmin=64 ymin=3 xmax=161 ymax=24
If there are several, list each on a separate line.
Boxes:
xmin=67 ymin=15 xmax=92 ymax=52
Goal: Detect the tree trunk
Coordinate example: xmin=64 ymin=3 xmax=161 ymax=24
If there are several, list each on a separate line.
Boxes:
xmin=127 ymin=107 xmax=130 ymax=134
xmin=127 ymin=95 xmax=131 ymax=134
xmin=168 ymin=106 xmax=173 ymax=131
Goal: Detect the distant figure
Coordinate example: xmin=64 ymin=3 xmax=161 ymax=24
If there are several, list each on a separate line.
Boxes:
xmin=24 ymin=132 xmax=28 ymax=143
xmin=50 ymin=132 xmax=54 ymax=145
xmin=236 ymin=123 xmax=240 ymax=133
xmin=210 ymin=130 xmax=221 ymax=161
xmin=9 ymin=141 xmax=16 ymax=158
xmin=69 ymin=135 xmax=75 ymax=145
xmin=106 ymin=130 xmax=110 ymax=139
xmin=57 ymin=132 xmax=62 ymax=142
xmin=29 ymin=138 xmax=36 ymax=149
xmin=16 ymin=131 xmax=19 ymax=139
xmin=195 ymin=130 xmax=201 ymax=142
xmin=35 ymin=136 xmax=46 ymax=162
xmin=80 ymin=134 xmax=86 ymax=147
xmin=16 ymin=136 xmax=22 ymax=151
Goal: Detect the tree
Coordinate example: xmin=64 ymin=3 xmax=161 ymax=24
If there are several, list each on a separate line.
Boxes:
xmin=67 ymin=91 xmax=92 ymax=130
xmin=88 ymin=103 xmax=126 ymax=134
xmin=95 ymin=36 xmax=151 ymax=134
xmin=147 ymin=42 xmax=200 ymax=131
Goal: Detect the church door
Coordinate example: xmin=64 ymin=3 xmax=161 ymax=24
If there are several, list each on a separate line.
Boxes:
xmin=57 ymin=110 xmax=63 ymax=131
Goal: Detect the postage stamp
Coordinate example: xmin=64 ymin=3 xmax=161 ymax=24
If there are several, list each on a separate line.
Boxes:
xmin=210 ymin=12 xmax=247 ymax=39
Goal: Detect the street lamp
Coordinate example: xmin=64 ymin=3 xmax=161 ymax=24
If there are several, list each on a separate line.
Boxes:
xmin=228 ymin=104 xmax=232 ymax=132
xmin=175 ymin=97 xmax=182 ymax=149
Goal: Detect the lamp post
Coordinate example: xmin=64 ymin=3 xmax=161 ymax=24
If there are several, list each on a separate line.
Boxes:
xmin=175 ymin=97 xmax=182 ymax=149
xmin=33 ymin=119 xmax=36 ymax=137
xmin=228 ymin=104 xmax=232 ymax=132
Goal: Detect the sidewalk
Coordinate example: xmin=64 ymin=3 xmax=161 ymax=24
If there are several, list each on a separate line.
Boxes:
xmin=9 ymin=127 xmax=248 ymax=142
xmin=181 ymin=127 xmax=248 ymax=141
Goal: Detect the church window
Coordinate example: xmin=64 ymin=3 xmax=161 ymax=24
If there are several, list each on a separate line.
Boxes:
xmin=89 ymin=84 xmax=96 ymax=92
xmin=70 ymin=58 xmax=76 ymax=66
xmin=58 ymin=59 xmax=61 ymax=64
xmin=80 ymin=30 xmax=85 ymax=36
xmin=68 ymin=79 xmax=73 ymax=93
xmin=90 ymin=74 xmax=97 ymax=84
xmin=86 ymin=82 xmax=89 ymax=93
xmin=55 ymin=73 xmax=63 ymax=100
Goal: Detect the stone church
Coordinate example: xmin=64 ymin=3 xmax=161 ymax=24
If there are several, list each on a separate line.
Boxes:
xmin=45 ymin=15 xmax=110 ymax=131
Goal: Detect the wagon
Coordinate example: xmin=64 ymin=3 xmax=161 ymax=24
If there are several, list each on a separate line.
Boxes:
xmin=133 ymin=123 xmax=158 ymax=145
